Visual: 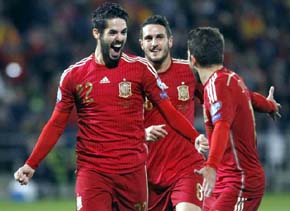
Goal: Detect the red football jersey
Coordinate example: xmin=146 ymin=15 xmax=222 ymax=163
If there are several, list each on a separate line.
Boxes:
xmin=144 ymin=59 xmax=204 ymax=187
xmin=56 ymin=53 xmax=168 ymax=174
xmin=203 ymin=67 xmax=265 ymax=197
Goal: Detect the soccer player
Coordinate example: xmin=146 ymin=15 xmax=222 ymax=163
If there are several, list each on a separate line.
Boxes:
xmin=139 ymin=15 xmax=280 ymax=211
xmin=139 ymin=15 xmax=207 ymax=211
xmin=188 ymin=27 xmax=281 ymax=211
xmin=13 ymin=3 xmax=205 ymax=211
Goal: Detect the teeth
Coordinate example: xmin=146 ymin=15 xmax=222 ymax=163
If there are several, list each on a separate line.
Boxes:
xmin=112 ymin=44 xmax=122 ymax=48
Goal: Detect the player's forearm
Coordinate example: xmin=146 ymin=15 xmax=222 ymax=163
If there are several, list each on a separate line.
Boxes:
xmin=156 ymin=99 xmax=200 ymax=140
xmin=206 ymin=120 xmax=230 ymax=170
xmin=26 ymin=109 xmax=70 ymax=169
xmin=250 ymin=92 xmax=275 ymax=113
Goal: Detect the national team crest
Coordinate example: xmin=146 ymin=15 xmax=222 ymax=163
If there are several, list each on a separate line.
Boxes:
xmin=119 ymin=80 xmax=132 ymax=98
xmin=177 ymin=83 xmax=189 ymax=101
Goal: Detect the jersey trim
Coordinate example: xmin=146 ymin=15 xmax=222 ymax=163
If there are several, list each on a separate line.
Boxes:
xmin=229 ymin=132 xmax=245 ymax=199
xmin=172 ymin=58 xmax=189 ymax=64
xmin=206 ymin=73 xmax=218 ymax=103
xmin=60 ymin=55 xmax=92 ymax=85
xmin=226 ymin=72 xmax=236 ymax=86
xmin=122 ymin=53 xmax=158 ymax=78
xmin=234 ymin=197 xmax=247 ymax=211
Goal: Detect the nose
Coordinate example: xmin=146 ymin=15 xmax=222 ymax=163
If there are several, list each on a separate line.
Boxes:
xmin=116 ymin=32 xmax=126 ymax=42
xmin=151 ymin=38 xmax=159 ymax=47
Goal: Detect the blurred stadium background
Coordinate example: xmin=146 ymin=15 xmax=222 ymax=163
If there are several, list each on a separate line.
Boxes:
xmin=0 ymin=0 xmax=289 ymax=210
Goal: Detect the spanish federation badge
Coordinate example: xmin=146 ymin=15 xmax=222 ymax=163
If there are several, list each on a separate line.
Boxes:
xmin=119 ymin=79 xmax=132 ymax=98
xmin=177 ymin=82 xmax=189 ymax=101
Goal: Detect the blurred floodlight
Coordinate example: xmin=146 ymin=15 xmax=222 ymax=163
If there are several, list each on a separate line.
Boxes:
xmin=5 ymin=62 xmax=22 ymax=78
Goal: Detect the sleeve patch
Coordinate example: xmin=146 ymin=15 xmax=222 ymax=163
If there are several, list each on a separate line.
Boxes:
xmin=212 ymin=113 xmax=221 ymax=123
xmin=156 ymin=77 xmax=168 ymax=90
xmin=210 ymin=101 xmax=222 ymax=116
xmin=160 ymin=90 xmax=169 ymax=99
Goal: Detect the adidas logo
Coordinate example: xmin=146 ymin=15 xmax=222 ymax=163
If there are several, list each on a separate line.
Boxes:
xmin=100 ymin=76 xmax=110 ymax=84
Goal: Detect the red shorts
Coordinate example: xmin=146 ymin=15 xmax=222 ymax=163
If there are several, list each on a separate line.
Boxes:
xmin=203 ymin=192 xmax=263 ymax=211
xmin=75 ymin=166 xmax=148 ymax=211
xmin=148 ymin=172 xmax=203 ymax=211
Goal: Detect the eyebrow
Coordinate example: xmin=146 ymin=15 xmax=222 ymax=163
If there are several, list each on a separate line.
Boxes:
xmin=144 ymin=33 xmax=165 ymax=38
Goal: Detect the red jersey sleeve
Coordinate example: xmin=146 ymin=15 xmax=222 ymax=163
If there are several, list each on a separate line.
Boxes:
xmin=26 ymin=109 xmax=70 ymax=169
xmin=205 ymin=120 xmax=230 ymax=169
xmin=137 ymin=58 xmax=169 ymax=104
xmin=206 ymin=77 xmax=236 ymax=125
xmin=250 ymin=91 xmax=276 ymax=113
xmin=55 ymin=68 xmax=75 ymax=113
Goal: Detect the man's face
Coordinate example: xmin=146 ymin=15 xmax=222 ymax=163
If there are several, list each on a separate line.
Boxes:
xmin=140 ymin=24 xmax=173 ymax=65
xmin=100 ymin=18 xmax=127 ymax=67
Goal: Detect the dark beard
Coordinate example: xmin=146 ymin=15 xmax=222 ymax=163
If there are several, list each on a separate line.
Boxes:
xmin=100 ymin=38 xmax=120 ymax=68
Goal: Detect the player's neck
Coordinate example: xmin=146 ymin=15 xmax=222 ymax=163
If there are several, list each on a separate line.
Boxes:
xmin=94 ymin=46 xmax=105 ymax=65
xmin=197 ymin=64 xmax=223 ymax=84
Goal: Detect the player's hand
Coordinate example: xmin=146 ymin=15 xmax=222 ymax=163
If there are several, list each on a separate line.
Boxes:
xmin=194 ymin=166 xmax=216 ymax=197
xmin=14 ymin=164 xmax=35 ymax=185
xmin=267 ymin=86 xmax=281 ymax=120
xmin=195 ymin=134 xmax=209 ymax=155
xmin=145 ymin=124 xmax=168 ymax=141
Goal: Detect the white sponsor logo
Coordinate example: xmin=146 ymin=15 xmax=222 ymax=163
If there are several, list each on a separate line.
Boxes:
xmin=100 ymin=76 xmax=110 ymax=84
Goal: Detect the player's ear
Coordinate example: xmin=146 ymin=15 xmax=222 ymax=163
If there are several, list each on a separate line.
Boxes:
xmin=92 ymin=28 xmax=100 ymax=39
xmin=139 ymin=38 xmax=144 ymax=51
xmin=168 ymin=35 xmax=173 ymax=49
xmin=190 ymin=55 xmax=197 ymax=65
xmin=187 ymin=51 xmax=196 ymax=65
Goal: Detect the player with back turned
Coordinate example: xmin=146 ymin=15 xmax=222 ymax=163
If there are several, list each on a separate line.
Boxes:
xmin=139 ymin=15 xmax=280 ymax=211
xmin=188 ymin=27 xmax=281 ymax=211
xmin=13 ymin=3 xmax=207 ymax=211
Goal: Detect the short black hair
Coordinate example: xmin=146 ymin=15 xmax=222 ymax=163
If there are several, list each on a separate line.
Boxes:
xmin=140 ymin=15 xmax=172 ymax=38
xmin=187 ymin=27 xmax=224 ymax=67
xmin=91 ymin=2 xmax=128 ymax=34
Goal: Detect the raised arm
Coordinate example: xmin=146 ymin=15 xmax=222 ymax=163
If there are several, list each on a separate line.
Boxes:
xmin=250 ymin=86 xmax=281 ymax=120
xmin=14 ymin=109 xmax=70 ymax=185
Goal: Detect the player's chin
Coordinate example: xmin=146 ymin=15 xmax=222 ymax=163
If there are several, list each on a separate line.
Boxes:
xmin=110 ymin=55 xmax=121 ymax=61
xmin=150 ymin=56 xmax=163 ymax=63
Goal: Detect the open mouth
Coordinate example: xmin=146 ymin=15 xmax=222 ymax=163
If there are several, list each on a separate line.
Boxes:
xmin=110 ymin=44 xmax=123 ymax=58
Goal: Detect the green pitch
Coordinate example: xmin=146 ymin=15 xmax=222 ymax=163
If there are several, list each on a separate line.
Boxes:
xmin=1 ymin=193 xmax=289 ymax=211
xmin=0 ymin=199 xmax=75 ymax=211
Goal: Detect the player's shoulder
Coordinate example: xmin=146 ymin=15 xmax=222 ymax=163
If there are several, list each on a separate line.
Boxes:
xmin=210 ymin=67 xmax=242 ymax=89
xmin=121 ymin=53 xmax=158 ymax=76
xmin=121 ymin=53 xmax=149 ymax=65
xmin=60 ymin=54 xmax=93 ymax=84
xmin=63 ymin=54 xmax=93 ymax=74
